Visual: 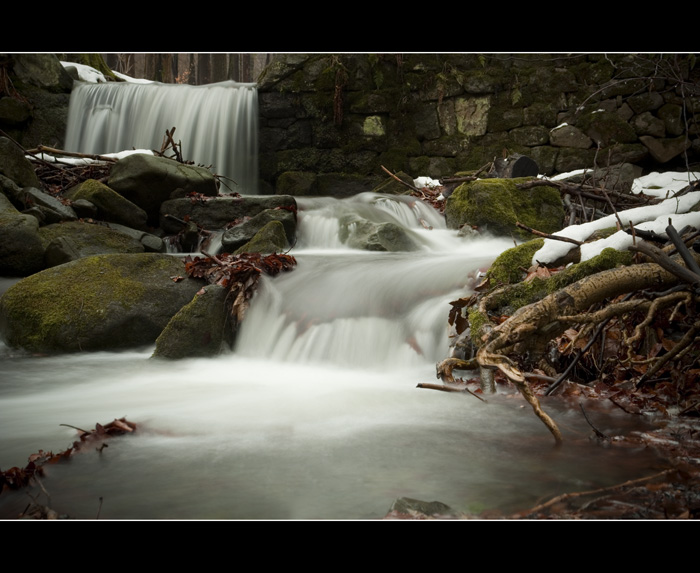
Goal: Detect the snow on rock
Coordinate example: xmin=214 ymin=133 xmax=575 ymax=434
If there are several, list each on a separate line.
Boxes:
xmin=61 ymin=62 xmax=107 ymax=83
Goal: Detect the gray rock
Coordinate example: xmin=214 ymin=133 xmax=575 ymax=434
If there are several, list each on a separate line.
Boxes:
xmin=339 ymin=215 xmax=418 ymax=252
xmin=38 ymin=221 xmax=145 ymax=267
xmin=15 ymin=186 xmax=77 ymax=224
xmin=108 ymin=154 xmax=219 ymax=225
xmin=0 ymin=136 xmax=42 ymax=188
xmin=234 ymin=220 xmax=289 ymax=255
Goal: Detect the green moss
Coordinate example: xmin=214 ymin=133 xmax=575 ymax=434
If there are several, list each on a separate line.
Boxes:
xmin=486 ymin=239 xmax=544 ymax=286
xmin=467 ymin=305 xmax=490 ymax=347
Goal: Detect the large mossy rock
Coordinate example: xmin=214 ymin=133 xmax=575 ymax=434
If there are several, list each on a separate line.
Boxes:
xmin=0 ymin=253 xmax=204 ymax=353
xmin=0 ymin=193 xmax=45 ymax=277
xmin=152 ymin=284 xmax=230 ymax=359
xmin=108 ymin=154 xmax=219 ymax=225
xmin=444 ymin=177 xmax=564 ymax=240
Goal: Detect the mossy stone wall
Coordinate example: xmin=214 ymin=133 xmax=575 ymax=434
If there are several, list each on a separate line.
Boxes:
xmin=257 ymin=54 xmax=700 ymax=194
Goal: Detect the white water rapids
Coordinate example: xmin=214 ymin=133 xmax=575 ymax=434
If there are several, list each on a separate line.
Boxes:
xmin=0 ymin=193 xmax=660 ymax=519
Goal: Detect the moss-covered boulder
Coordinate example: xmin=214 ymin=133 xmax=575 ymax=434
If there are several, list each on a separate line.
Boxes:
xmin=444 ymin=177 xmax=564 ymax=240
xmin=64 ymin=179 xmax=149 ymax=231
xmin=38 ymin=220 xmax=145 ymax=268
xmin=0 ymin=193 xmax=45 ymax=277
xmin=0 ymin=253 xmax=204 ymax=353
xmin=152 ymin=284 xmax=229 ymax=359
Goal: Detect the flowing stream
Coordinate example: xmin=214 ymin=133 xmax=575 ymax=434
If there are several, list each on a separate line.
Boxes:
xmin=0 ymin=193 xmax=661 ymax=520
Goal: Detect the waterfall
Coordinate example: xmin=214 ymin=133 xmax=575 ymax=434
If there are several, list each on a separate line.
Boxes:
xmin=64 ymin=80 xmax=259 ymax=194
xmin=0 ymin=194 xmax=660 ymax=520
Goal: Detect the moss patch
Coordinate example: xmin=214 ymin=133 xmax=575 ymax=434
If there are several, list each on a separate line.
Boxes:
xmin=486 ymin=238 xmax=544 ymax=286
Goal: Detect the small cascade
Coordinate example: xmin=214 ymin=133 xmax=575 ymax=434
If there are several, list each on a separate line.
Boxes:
xmin=65 ymin=80 xmax=259 ymax=194
xmin=234 ymin=193 xmax=514 ymax=368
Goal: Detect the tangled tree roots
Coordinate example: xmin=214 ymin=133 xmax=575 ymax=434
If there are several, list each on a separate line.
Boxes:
xmin=438 ymin=230 xmax=700 ymax=446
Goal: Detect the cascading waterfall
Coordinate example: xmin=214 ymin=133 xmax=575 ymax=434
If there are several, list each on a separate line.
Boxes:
xmin=65 ymin=80 xmax=259 ymax=194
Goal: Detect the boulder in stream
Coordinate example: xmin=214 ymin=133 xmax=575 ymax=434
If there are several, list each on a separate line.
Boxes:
xmin=0 ymin=253 xmax=204 ymax=353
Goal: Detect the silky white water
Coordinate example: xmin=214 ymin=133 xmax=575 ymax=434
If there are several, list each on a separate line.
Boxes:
xmin=64 ymin=80 xmax=259 ymax=194
xmin=0 ymin=194 xmax=659 ymax=519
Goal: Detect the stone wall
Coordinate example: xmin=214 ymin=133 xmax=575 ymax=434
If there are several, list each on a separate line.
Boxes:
xmin=257 ymin=53 xmax=700 ymax=195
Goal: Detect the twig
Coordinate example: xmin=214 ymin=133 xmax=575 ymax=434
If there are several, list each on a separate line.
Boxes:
xmin=579 ymin=403 xmax=609 ymax=440
xmin=515 ymin=222 xmax=583 ymax=246
xmin=416 ymin=382 xmax=487 ymax=402
xmin=380 ymin=165 xmax=422 ymax=194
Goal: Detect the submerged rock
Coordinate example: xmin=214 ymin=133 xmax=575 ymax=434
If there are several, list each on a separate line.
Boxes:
xmin=0 ymin=253 xmax=204 ymax=353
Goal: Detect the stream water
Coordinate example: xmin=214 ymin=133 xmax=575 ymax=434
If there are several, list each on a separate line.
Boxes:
xmin=0 ymin=193 xmax=661 ymax=520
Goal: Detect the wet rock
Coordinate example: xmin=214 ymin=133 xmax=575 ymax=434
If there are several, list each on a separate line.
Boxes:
xmin=152 ymin=284 xmax=230 ymax=359
xmin=338 ymin=214 xmax=418 ymax=252
xmin=385 ymin=497 xmax=466 ymax=519
xmin=233 ymin=220 xmax=289 ymax=255
xmin=160 ymin=195 xmax=297 ymax=235
xmin=221 ymin=208 xmax=296 ymax=252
